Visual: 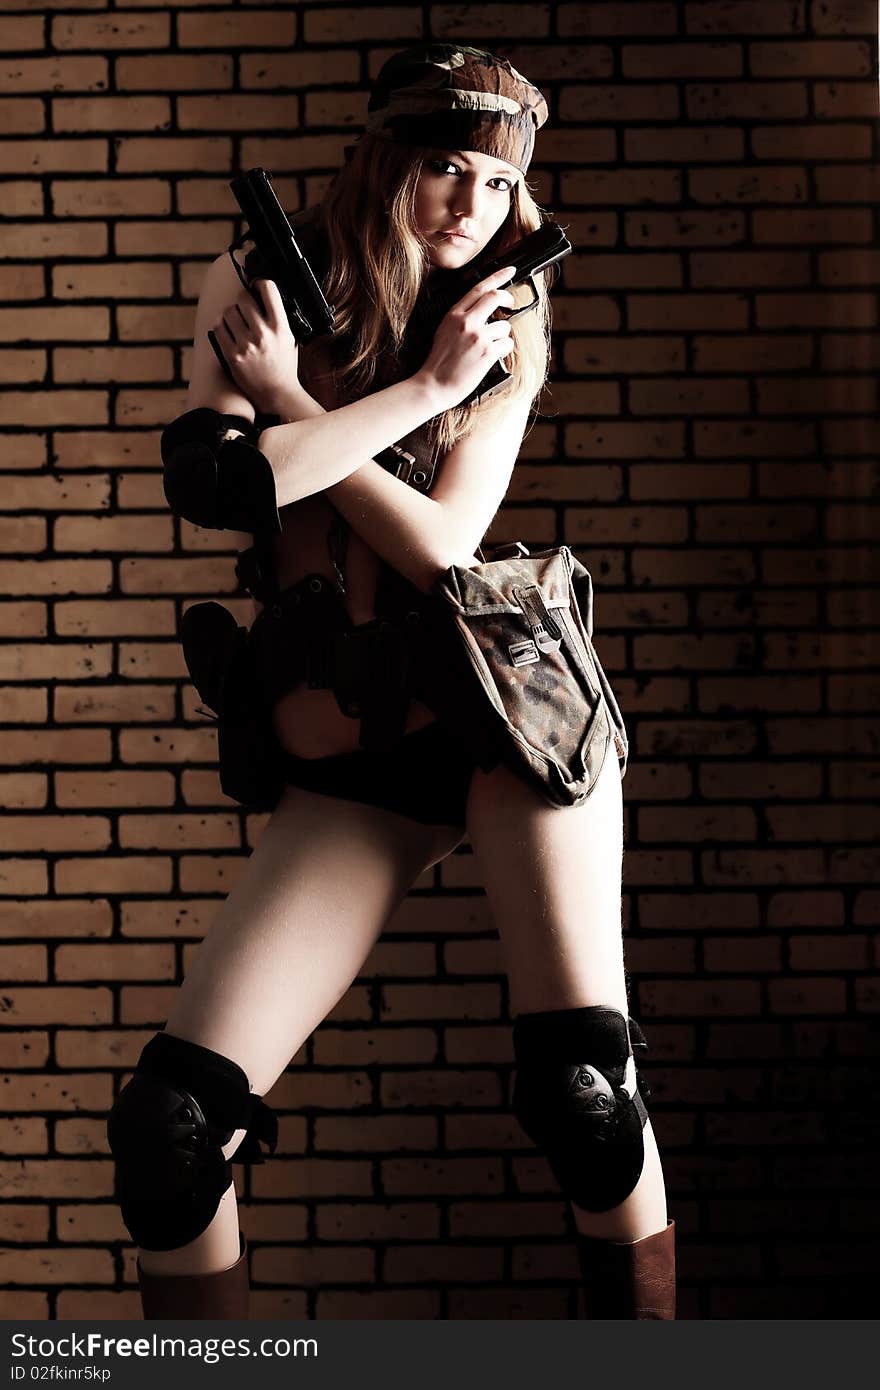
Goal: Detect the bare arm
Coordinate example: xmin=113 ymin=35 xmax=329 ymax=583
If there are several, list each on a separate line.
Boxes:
xmin=264 ymin=385 xmax=469 ymax=592
xmin=180 ymin=256 xmax=523 ymax=587
xmin=265 ymin=384 xmax=532 ymax=594
xmin=258 ymin=373 xmax=447 ymax=510
xmin=252 ymin=263 xmax=517 ymax=511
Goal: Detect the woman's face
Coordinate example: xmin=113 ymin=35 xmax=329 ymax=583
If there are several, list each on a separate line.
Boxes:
xmin=413 ymin=147 xmax=520 ymax=267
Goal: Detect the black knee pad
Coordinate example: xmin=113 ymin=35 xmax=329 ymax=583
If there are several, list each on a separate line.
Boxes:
xmin=512 ymin=1004 xmax=651 ymax=1213
xmin=106 ymin=1032 xmax=278 ymax=1252
xmin=161 ymin=407 xmax=281 ymax=536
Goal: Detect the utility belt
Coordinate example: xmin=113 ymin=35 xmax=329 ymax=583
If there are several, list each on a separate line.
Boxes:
xmin=180 ymin=544 xmax=473 ymax=812
xmin=182 ymin=536 xmax=630 ymax=815
xmin=249 ymin=569 xmax=420 ymax=751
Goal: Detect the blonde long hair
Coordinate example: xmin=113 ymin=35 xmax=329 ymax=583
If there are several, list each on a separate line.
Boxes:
xmin=313 ymin=133 xmax=554 ymax=455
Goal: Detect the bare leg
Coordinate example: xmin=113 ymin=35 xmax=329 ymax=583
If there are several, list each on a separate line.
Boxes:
xmin=138 ymin=781 xmax=464 ymax=1276
xmin=465 ymin=748 xmax=668 ymax=1243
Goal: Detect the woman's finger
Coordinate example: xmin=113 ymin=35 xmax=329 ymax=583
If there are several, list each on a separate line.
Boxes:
xmin=251 ymin=277 xmax=286 ymax=333
xmin=233 ymin=291 xmax=261 ymax=336
xmin=463 ymin=286 xmax=517 ymax=326
xmin=229 ymin=288 xmax=270 ymax=346
xmin=223 ymin=314 xmax=253 ymax=353
xmin=488 ymin=320 xmax=514 ymax=341
xmin=454 ymin=264 xmax=516 ymax=316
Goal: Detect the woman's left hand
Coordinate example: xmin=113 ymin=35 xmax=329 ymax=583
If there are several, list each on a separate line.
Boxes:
xmin=212 ymin=277 xmax=300 ymax=415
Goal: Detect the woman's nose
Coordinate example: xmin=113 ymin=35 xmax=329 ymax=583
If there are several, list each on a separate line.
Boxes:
xmin=450 ymin=181 xmax=483 ymax=219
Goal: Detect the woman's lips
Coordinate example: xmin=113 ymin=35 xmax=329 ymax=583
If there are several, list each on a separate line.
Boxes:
xmin=440 ymin=231 xmax=475 ymax=243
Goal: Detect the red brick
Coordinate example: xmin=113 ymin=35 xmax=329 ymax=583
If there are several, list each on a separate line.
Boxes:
xmin=316 ymin=1202 xmax=439 ymax=1242
xmin=0 ymin=1246 xmax=113 ymax=1284
xmin=0 ymin=1204 xmax=49 ymax=1242
xmin=253 ymin=1244 xmax=373 ymax=1286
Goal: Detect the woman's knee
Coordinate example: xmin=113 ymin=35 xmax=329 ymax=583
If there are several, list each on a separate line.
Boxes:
xmin=106 ymin=1030 xmax=277 ymax=1253
xmin=512 ymin=1004 xmax=651 ymax=1214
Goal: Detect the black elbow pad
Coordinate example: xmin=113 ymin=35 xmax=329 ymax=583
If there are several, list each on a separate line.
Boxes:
xmin=160 ymin=407 xmax=282 ymax=535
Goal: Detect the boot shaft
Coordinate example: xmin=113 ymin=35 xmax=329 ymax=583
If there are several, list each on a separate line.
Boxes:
xmin=138 ymin=1233 xmax=250 ymax=1321
xmin=576 ymin=1218 xmax=676 ymax=1319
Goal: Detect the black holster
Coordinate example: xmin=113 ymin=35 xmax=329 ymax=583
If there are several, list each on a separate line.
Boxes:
xmin=180 ymin=600 xmax=285 ymax=812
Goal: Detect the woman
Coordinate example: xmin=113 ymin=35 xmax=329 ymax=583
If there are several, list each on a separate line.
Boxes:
xmin=107 ymin=43 xmax=676 ymax=1321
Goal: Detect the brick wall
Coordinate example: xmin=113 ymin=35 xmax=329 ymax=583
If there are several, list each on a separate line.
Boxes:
xmin=0 ymin=0 xmax=877 ymax=1320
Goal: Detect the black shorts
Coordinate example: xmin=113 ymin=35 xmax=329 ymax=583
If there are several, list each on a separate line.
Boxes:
xmin=278 ymin=719 xmax=486 ymax=829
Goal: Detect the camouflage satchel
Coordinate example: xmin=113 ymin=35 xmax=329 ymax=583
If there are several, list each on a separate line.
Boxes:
xmin=427 ymin=543 xmax=629 ymax=808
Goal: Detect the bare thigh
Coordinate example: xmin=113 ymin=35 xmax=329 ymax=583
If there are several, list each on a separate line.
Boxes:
xmin=140 ymin=783 xmax=463 ymax=1274
xmin=165 ymin=782 xmax=464 ymax=1092
xmin=465 ymin=745 xmax=627 ymax=1019
xmin=466 ymin=751 xmax=668 ymax=1243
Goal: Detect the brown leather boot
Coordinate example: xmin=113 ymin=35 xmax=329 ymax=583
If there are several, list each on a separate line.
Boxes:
xmin=137 ymin=1234 xmax=250 ymax=1320
xmin=576 ymin=1219 xmax=676 ymax=1319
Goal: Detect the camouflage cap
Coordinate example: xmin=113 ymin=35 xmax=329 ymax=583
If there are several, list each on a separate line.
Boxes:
xmin=359 ymin=43 xmax=549 ymax=175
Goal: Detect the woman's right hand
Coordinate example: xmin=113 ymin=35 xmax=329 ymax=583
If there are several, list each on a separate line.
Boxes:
xmin=416 ymin=265 xmax=517 ymax=410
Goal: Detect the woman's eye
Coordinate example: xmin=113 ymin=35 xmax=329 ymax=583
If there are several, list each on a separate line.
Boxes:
xmin=429 ymin=160 xmax=513 ymax=192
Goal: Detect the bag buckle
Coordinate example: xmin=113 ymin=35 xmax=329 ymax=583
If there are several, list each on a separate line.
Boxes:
xmin=512 ymin=584 xmax=563 ymax=654
xmin=508 ymin=639 xmax=540 ymax=667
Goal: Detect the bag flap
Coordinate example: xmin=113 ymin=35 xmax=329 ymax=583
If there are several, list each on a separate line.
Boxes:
xmin=434 ymin=548 xmax=574 ymax=614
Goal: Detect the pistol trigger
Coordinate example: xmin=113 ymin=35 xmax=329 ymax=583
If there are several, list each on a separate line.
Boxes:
xmin=228 ymin=243 xmax=253 ymax=296
xmin=507 ymin=274 xmax=540 ymax=317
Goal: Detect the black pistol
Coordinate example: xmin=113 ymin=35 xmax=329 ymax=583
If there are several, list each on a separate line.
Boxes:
xmin=414 ymin=220 xmax=573 ymax=407
xmin=208 ymin=166 xmax=336 ymax=380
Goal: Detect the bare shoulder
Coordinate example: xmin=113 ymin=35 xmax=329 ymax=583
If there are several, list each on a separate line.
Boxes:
xmin=196 ymin=251 xmax=243 ymax=321
xmin=185 ymin=251 xmax=254 ymax=417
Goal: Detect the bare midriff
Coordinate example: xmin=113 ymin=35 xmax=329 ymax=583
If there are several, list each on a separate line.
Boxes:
xmin=251 ymin=344 xmax=438 ymax=761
